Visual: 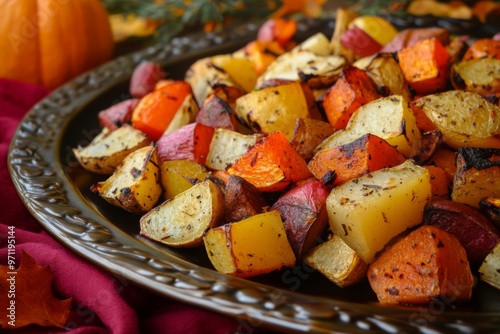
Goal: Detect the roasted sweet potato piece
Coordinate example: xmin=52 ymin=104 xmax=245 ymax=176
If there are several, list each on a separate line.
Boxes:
xmin=195 ymin=94 xmax=237 ymax=130
xmin=428 ymin=146 xmax=457 ymax=184
xmin=98 ymin=98 xmax=139 ymax=130
xmin=397 ymin=37 xmax=451 ymax=95
xmin=409 ymin=100 xmax=438 ymax=133
xmin=368 ymin=225 xmax=474 ymax=305
xmin=289 ymin=118 xmax=334 ymax=161
xmin=452 ymin=147 xmax=500 ymax=208
xmin=224 ymin=175 xmax=268 ymax=223
xmin=271 ymin=179 xmax=330 ymax=258
xmin=308 ymin=133 xmax=406 ymax=187
xmin=321 ymin=66 xmax=380 ymax=130
xmin=424 ymin=165 xmax=449 ymax=197
xmin=227 ymin=131 xmax=312 ymax=192
xmin=462 ymin=38 xmax=500 ymax=61
xmin=157 ymin=122 xmax=214 ymax=165
xmin=423 ymin=198 xmax=500 ymax=265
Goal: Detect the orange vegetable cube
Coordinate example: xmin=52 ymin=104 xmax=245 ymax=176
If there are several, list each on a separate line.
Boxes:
xmin=368 ymin=225 xmax=473 ymax=304
xmin=132 ymin=80 xmax=192 ymax=141
xmin=227 ymin=131 xmax=312 ymax=192
xmin=462 ymin=38 xmax=500 ymax=61
xmin=321 ymin=66 xmax=380 ymax=130
xmin=308 ymin=133 xmax=406 ymax=187
xmin=397 ymin=37 xmax=451 ymax=95
xmin=424 ymin=165 xmax=450 ymax=197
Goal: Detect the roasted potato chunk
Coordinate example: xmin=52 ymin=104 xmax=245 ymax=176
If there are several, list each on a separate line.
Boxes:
xmin=140 ymin=179 xmax=224 ymax=247
xmin=160 ymin=160 xmax=211 ymax=200
xmin=479 ymin=242 xmax=500 ymax=290
xmin=451 ymin=58 xmax=500 ymax=97
xmin=73 ymin=124 xmax=151 ymax=175
xmin=93 ymin=145 xmax=161 ymax=213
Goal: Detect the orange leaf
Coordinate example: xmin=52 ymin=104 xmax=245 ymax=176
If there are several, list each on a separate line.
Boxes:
xmin=0 ymin=252 xmax=72 ymax=329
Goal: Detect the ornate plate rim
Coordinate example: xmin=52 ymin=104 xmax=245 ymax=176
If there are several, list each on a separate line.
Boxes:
xmin=8 ymin=17 xmax=500 ymax=333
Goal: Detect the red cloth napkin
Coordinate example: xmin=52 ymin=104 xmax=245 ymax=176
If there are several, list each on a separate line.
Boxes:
xmin=0 ymin=78 xmax=251 ymax=334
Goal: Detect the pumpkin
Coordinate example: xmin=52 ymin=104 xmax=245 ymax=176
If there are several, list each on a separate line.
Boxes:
xmin=0 ymin=0 xmax=114 ymax=89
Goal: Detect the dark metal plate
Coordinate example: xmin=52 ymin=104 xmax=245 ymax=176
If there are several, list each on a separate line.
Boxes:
xmin=8 ymin=17 xmax=500 ymax=333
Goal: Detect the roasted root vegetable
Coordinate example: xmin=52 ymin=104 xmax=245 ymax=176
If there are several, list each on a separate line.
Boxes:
xmin=450 ymin=58 xmax=500 ymax=97
xmin=397 ymin=37 xmax=450 ymax=95
xmin=317 ymin=95 xmax=422 ymax=158
xmin=205 ymin=128 xmax=263 ymax=171
xmin=227 ymin=131 xmax=312 ymax=192
xmin=157 ymin=122 xmax=214 ymax=165
xmin=73 ymin=124 xmax=151 ymax=175
xmin=160 ymin=160 xmax=211 ymax=200
xmin=321 ymin=66 xmax=380 ymax=130
xmin=424 ymin=165 xmax=450 ymax=197
xmin=413 ymin=90 xmax=500 ymax=149
xmin=304 ymin=234 xmax=367 ymax=288
xmin=480 ymin=197 xmax=500 ymax=229
xmin=140 ymin=179 xmax=224 ymax=247
xmin=234 ymin=81 xmax=313 ymax=140
xmin=203 ymin=210 xmax=296 ymax=278
xmin=367 ymin=225 xmax=474 ymax=304
xmin=308 ymin=133 xmax=406 ymax=187
xmin=129 ymin=61 xmax=165 ymax=98
xmin=479 ymin=242 xmax=500 ymax=290
xmin=131 ymin=80 xmax=194 ymax=141
xmin=289 ymin=118 xmax=334 ymax=161
xmin=92 ymin=145 xmax=162 ymax=213
xmin=451 ymin=147 xmax=500 ymax=208
xmin=98 ymin=99 xmax=139 ymax=130
xmin=195 ymin=94 xmax=237 ymax=131
xmin=327 ymin=160 xmax=432 ymax=263
xmin=209 ymin=54 xmax=258 ymax=93
xmin=224 ymin=175 xmax=267 ymax=223
xmin=270 ymin=179 xmax=330 ymax=258
xmin=423 ymin=198 xmax=500 ymax=265
xmin=462 ymin=38 xmax=500 ymax=61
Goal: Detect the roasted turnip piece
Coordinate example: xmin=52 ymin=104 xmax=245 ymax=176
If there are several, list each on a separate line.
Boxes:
xmin=140 ymin=179 xmax=224 ymax=248
xmin=130 ymin=61 xmax=165 ymax=98
xmin=92 ymin=145 xmax=162 ymax=213
xmin=452 ymin=147 xmax=500 ymax=208
xmin=157 ymin=123 xmax=215 ymax=165
xmin=224 ymin=175 xmax=268 ymax=223
xmin=304 ymin=234 xmax=367 ymax=288
xmin=98 ymin=98 xmax=139 ymax=130
xmin=271 ymin=179 xmax=329 ymax=259
xmin=195 ymin=94 xmax=237 ymax=130
xmin=73 ymin=124 xmax=151 ymax=175
xmin=423 ymin=198 xmax=500 ymax=265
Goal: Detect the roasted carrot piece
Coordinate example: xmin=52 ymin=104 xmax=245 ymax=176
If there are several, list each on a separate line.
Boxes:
xmin=227 ymin=131 xmax=312 ymax=192
xmin=308 ymin=133 xmax=406 ymax=187
xmin=273 ymin=18 xmax=297 ymax=47
xmin=321 ymin=66 xmax=380 ymax=130
xmin=157 ymin=122 xmax=214 ymax=165
xmin=368 ymin=225 xmax=474 ymax=305
xmin=462 ymin=38 xmax=500 ymax=61
xmin=132 ymin=80 xmax=193 ymax=141
xmin=424 ymin=165 xmax=450 ymax=197
xmin=397 ymin=37 xmax=451 ymax=95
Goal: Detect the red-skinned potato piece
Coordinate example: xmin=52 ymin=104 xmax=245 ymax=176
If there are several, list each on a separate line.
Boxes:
xmin=130 ymin=61 xmax=165 ymax=98
xmin=157 ymin=122 xmax=214 ymax=165
xmin=98 ymin=98 xmax=139 ymax=130
xmin=381 ymin=27 xmax=450 ymax=53
xmin=271 ymin=179 xmax=330 ymax=259
xmin=227 ymin=131 xmax=312 ymax=192
xmin=224 ymin=175 xmax=268 ymax=223
xmin=423 ymin=198 xmax=500 ymax=265
xmin=195 ymin=94 xmax=237 ymax=130
xmin=321 ymin=66 xmax=380 ymax=130
xmin=341 ymin=25 xmax=383 ymax=58
xmin=308 ymin=133 xmax=406 ymax=187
